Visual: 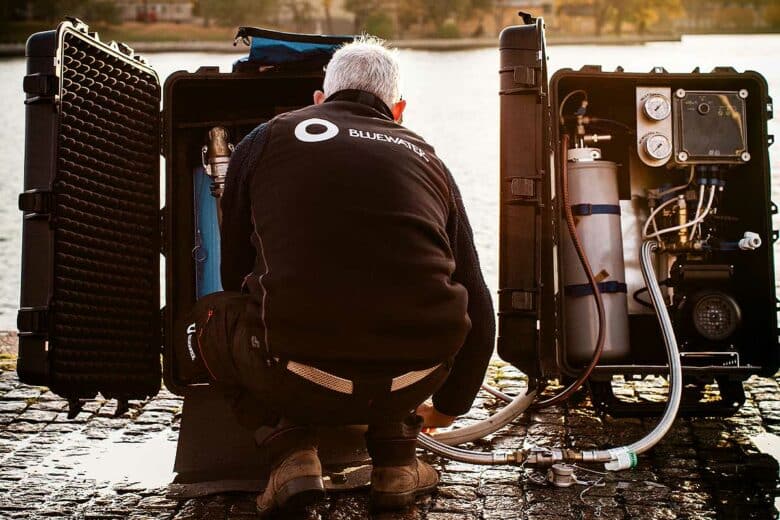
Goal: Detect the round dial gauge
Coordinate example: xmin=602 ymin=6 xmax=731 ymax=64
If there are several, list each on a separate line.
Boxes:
xmin=643 ymin=94 xmax=672 ymax=121
xmin=643 ymin=133 xmax=672 ymax=160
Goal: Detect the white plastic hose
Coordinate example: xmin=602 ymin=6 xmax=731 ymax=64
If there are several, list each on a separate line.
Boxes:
xmin=431 ymin=388 xmax=537 ymax=445
xmin=481 ymin=383 xmax=513 ymax=403
xmin=644 ymin=186 xmax=716 ymax=239
xmin=585 ymin=240 xmax=684 ymax=469
xmin=689 ymin=184 xmax=706 ymax=241
xmin=626 ymin=240 xmax=683 ymax=454
xmin=417 ymin=241 xmax=684 ymax=470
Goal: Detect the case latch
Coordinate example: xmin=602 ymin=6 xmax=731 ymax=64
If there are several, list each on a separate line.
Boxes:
xmin=513 ymin=66 xmax=536 ymax=87
xmin=19 ymin=190 xmax=53 ymax=216
xmin=511 ymin=290 xmax=536 ymax=311
xmin=511 ymin=178 xmax=536 ymax=198
xmin=23 ymin=73 xmax=57 ymax=101
xmin=18 ymin=307 xmax=50 ymax=336
xmin=64 ymin=16 xmax=90 ymax=34
xmin=518 ymin=11 xmax=536 ymax=25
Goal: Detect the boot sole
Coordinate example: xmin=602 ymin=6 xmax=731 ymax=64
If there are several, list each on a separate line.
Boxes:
xmin=370 ymin=482 xmax=438 ymax=510
xmin=258 ymin=476 xmax=326 ymax=517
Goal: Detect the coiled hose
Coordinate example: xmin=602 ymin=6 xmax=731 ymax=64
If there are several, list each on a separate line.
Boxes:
xmin=419 ymin=133 xmax=608 ymax=449
xmin=417 ymin=240 xmax=683 ymax=469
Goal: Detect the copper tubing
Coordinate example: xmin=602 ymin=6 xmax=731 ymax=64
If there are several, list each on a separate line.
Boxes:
xmin=534 ymin=134 xmax=607 ymax=409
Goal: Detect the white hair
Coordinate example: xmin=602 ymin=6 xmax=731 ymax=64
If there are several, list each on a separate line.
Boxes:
xmin=323 ymin=35 xmax=401 ymax=109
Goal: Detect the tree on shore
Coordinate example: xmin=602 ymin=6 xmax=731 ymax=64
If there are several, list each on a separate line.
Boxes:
xmin=25 ymin=0 xmax=120 ymax=25
xmin=196 ymin=0 xmax=280 ymax=27
xmin=559 ymin=0 xmax=682 ymax=35
xmin=344 ymin=0 xmax=380 ymax=33
xmin=282 ymin=1 xmax=314 ymax=32
xmin=345 ymin=0 xmax=494 ymax=38
xmin=614 ymin=0 xmax=681 ymax=35
xmin=0 ymin=0 xmax=29 ymax=22
xmin=418 ymin=0 xmax=493 ymax=35
xmin=322 ymin=0 xmax=334 ymax=33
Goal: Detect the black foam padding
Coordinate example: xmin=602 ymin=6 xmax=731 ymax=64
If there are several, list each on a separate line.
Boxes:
xmin=49 ymin=32 xmax=161 ymax=399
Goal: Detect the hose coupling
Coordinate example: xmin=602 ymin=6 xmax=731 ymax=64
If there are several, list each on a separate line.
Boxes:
xmin=604 ymin=448 xmax=638 ymax=471
xmin=526 ymin=448 xmax=563 ymax=467
xmin=547 ymin=464 xmax=577 ymax=487
xmin=738 ymin=231 xmax=762 ymax=250
xmin=202 ymin=126 xmax=234 ymax=199
xmin=580 ymin=450 xmax=612 ymax=463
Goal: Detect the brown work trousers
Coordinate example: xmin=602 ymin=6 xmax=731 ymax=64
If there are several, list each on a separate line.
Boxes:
xmin=191 ymin=291 xmax=450 ymax=465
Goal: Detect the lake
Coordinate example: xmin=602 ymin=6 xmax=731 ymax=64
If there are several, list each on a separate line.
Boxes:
xmin=0 ymin=33 xmax=778 ymax=330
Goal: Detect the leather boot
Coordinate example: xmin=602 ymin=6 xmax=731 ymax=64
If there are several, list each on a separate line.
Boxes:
xmin=255 ymin=426 xmax=325 ymax=517
xmin=366 ymin=414 xmax=440 ymax=509
xmin=370 ymin=458 xmax=439 ymax=509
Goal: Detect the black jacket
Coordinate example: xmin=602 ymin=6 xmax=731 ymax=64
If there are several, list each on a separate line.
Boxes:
xmin=221 ymin=90 xmax=495 ymax=416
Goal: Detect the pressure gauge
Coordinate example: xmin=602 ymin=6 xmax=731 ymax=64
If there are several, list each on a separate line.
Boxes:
xmin=643 ymin=132 xmax=672 ymax=160
xmin=642 ymin=93 xmax=672 ymax=121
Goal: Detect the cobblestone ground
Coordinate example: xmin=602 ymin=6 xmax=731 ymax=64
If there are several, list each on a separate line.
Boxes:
xmin=0 ymin=333 xmax=778 ymax=519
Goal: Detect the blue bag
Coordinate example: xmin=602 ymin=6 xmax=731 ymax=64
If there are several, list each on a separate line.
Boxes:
xmin=232 ymin=27 xmax=353 ymax=72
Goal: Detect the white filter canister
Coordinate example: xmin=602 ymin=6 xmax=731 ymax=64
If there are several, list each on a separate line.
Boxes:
xmin=561 ymin=159 xmax=630 ymax=364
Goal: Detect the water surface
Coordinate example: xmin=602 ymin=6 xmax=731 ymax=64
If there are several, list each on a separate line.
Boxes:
xmin=0 ymin=34 xmax=777 ymax=330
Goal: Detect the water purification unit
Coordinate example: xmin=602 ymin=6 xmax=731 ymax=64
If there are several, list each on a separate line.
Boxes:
xmin=16 ymin=15 xmax=778 ymax=489
xmin=497 ymin=15 xmax=777 ymax=421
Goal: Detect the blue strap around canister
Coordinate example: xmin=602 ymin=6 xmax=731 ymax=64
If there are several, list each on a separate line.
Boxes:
xmin=564 ymin=281 xmax=628 ymax=297
xmin=571 ymin=203 xmax=621 ymax=216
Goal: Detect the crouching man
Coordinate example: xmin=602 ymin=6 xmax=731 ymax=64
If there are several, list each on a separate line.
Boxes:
xmin=195 ymin=36 xmax=494 ymax=516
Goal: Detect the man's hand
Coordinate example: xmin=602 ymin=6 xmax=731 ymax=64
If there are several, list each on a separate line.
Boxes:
xmin=416 ymin=401 xmax=456 ymax=430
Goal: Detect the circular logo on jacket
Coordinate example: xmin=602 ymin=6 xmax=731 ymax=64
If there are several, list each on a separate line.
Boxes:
xmin=294 ymin=118 xmax=339 ymax=143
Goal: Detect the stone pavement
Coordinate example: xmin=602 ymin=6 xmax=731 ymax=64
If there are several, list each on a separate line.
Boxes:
xmin=0 ymin=334 xmax=778 ymax=519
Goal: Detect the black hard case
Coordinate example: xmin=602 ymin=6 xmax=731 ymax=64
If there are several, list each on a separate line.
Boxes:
xmin=162 ymin=68 xmax=325 ymax=393
xmin=19 ymin=21 xmax=162 ymax=401
xmin=499 ymin=18 xmax=778 ymax=387
xmin=18 ymin=20 xmax=332 ymax=401
xmin=497 ymin=17 xmax=557 ymax=380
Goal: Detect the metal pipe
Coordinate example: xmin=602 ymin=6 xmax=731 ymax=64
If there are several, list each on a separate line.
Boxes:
xmin=202 ymin=126 xmax=233 ymax=228
xmin=417 ymin=431 xmax=520 ymax=465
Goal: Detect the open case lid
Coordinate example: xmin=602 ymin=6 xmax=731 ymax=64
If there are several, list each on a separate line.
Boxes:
xmin=159 ymin=28 xmax=351 ymax=395
xmin=17 ymin=19 xmax=163 ymax=408
xmin=496 ymin=14 xmax=555 ymax=380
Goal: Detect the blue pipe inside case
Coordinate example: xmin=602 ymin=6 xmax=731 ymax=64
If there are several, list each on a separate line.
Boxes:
xmin=193 ymin=166 xmax=223 ymax=298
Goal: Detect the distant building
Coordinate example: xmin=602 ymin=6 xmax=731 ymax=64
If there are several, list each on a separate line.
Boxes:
xmin=116 ymin=0 xmax=194 ymax=23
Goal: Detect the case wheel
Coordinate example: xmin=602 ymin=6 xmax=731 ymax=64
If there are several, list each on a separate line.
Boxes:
xmin=588 ymin=377 xmax=745 ymax=418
